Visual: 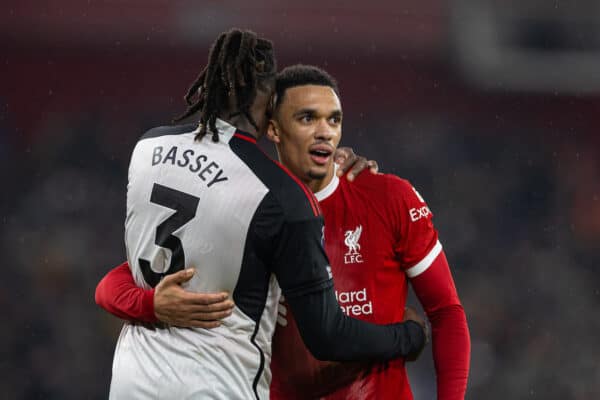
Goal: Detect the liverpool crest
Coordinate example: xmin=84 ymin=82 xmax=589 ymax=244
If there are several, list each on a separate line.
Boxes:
xmin=344 ymin=225 xmax=364 ymax=264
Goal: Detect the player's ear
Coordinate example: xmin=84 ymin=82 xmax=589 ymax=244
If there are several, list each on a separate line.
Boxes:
xmin=266 ymin=119 xmax=280 ymax=144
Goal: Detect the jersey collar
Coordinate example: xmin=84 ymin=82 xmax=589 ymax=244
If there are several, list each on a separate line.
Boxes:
xmin=213 ymin=118 xmax=258 ymax=144
xmin=314 ymin=164 xmax=340 ymax=202
xmin=214 ymin=118 xmax=237 ymax=142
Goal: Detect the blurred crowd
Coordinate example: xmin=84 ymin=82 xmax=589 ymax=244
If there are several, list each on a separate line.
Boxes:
xmin=3 ymin=102 xmax=599 ymax=398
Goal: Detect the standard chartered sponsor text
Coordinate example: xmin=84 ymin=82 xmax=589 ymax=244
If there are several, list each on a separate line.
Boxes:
xmin=335 ymin=288 xmax=373 ymax=316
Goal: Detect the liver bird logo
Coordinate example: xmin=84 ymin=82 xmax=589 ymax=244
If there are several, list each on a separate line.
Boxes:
xmin=344 ymin=225 xmax=362 ymax=255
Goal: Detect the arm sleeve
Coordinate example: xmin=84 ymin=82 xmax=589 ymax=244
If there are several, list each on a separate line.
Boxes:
xmin=411 ymin=251 xmax=470 ymax=400
xmin=271 ymin=215 xmax=425 ymax=362
xmin=387 ymin=176 xmax=470 ymax=399
xmin=94 ymin=261 xmax=158 ymax=323
xmin=389 ymin=176 xmax=439 ymax=270
xmin=286 ymin=288 xmax=425 ymax=362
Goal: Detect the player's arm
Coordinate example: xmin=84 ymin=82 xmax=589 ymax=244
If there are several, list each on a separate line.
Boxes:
xmin=274 ymin=301 xmax=425 ymax=398
xmin=94 ymin=262 xmax=234 ymax=328
xmin=281 ymin=266 xmax=426 ymax=363
xmin=392 ymin=177 xmax=470 ymax=400
xmin=410 ymin=250 xmax=470 ymax=400
xmin=95 ymin=262 xmax=156 ymax=322
xmin=270 ymin=213 xmax=427 ymax=362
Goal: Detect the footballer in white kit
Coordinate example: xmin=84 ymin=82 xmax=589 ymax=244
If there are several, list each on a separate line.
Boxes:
xmin=112 ymin=120 xmax=280 ymax=399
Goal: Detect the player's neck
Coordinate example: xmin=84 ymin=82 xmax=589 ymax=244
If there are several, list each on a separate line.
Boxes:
xmin=305 ymin=165 xmax=336 ymax=194
xmin=219 ymin=93 xmax=270 ymax=139
xmin=221 ymin=114 xmax=259 ymax=138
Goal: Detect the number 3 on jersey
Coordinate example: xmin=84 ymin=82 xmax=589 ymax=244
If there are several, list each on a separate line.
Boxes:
xmin=139 ymin=183 xmax=199 ymax=287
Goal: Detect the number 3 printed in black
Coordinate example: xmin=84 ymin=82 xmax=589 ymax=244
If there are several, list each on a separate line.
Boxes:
xmin=139 ymin=183 xmax=199 ymax=287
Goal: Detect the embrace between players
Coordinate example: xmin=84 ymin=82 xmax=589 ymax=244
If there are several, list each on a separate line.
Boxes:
xmin=95 ymin=29 xmax=470 ymax=399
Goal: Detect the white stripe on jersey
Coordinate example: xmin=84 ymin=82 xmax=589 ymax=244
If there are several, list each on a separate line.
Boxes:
xmin=252 ymin=276 xmax=281 ymax=396
xmin=405 ymin=240 xmax=443 ymax=278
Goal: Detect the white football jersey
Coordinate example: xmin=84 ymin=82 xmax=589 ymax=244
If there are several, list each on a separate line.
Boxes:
xmin=109 ymin=119 xmax=331 ymax=400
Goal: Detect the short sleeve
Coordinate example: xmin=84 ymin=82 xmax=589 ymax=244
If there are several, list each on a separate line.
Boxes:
xmin=387 ymin=176 xmax=442 ymax=278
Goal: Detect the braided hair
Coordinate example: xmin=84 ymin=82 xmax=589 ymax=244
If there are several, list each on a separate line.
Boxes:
xmin=174 ymin=29 xmax=277 ymax=142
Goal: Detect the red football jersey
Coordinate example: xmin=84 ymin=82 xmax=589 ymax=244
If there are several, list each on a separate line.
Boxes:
xmin=270 ymin=171 xmax=441 ymax=400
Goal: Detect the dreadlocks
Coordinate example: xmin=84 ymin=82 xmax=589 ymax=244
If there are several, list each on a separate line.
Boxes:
xmin=174 ymin=29 xmax=277 ymax=142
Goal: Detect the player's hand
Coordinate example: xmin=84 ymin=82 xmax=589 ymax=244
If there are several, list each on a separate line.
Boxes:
xmin=154 ymin=268 xmax=234 ymax=328
xmin=334 ymin=147 xmax=378 ymax=182
xmin=403 ymin=306 xmax=429 ymax=361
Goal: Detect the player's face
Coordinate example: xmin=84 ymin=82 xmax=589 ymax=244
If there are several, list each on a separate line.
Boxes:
xmin=267 ymin=85 xmax=342 ymax=186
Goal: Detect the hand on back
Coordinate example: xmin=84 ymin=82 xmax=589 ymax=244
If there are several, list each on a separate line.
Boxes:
xmin=154 ymin=268 xmax=235 ymax=328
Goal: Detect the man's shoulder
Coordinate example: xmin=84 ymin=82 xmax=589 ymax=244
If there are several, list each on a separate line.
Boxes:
xmin=138 ymin=123 xmax=199 ymax=142
xmin=350 ymin=171 xmax=414 ymax=198
xmin=260 ymin=161 xmax=321 ymax=222
xmin=230 ymin=144 xmax=320 ymax=222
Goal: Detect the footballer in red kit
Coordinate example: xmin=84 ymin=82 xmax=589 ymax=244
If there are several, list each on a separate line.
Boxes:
xmin=266 ymin=66 xmax=468 ymax=399
xmin=270 ymin=169 xmax=453 ymax=400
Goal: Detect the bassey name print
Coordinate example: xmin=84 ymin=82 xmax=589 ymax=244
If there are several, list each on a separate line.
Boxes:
xmin=152 ymin=145 xmax=229 ymax=187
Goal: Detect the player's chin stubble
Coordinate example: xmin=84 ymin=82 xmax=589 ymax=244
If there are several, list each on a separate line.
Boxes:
xmin=308 ymin=169 xmax=327 ymax=180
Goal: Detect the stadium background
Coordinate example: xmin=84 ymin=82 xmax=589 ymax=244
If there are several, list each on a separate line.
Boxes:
xmin=2 ymin=1 xmax=599 ymax=398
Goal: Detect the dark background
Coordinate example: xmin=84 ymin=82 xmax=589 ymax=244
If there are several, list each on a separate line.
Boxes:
xmin=2 ymin=1 xmax=599 ymax=398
